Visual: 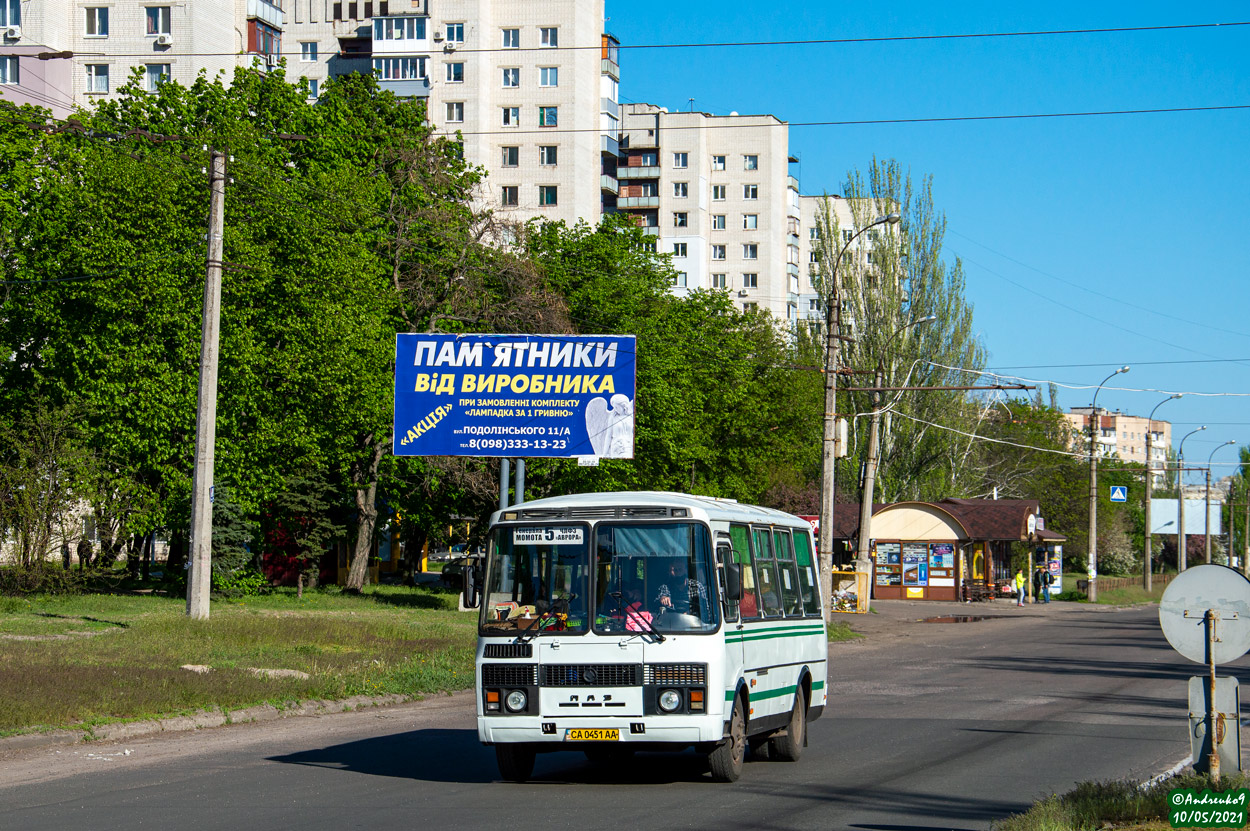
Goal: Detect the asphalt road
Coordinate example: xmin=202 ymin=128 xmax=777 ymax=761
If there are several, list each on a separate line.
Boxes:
xmin=0 ymin=600 xmax=1223 ymax=831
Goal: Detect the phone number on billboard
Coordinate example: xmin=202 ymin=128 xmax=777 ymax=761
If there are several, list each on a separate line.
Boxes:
xmin=466 ymin=439 xmax=569 ymax=451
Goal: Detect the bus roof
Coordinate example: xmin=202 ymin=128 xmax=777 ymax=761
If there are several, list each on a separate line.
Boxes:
xmin=490 ymin=490 xmax=808 ymax=527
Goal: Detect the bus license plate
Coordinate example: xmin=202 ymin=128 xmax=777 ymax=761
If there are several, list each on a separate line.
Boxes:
xmin=564 ymin=728 xmax=619 ymax=741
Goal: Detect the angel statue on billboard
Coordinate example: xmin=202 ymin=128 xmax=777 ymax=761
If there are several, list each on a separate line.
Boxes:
xmin=585 ymin=394 xmax=634 ymax=458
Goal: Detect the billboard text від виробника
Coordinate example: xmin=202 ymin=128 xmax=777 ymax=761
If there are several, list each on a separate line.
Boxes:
xmin=393 ymin=334 xmax=637 ymax=459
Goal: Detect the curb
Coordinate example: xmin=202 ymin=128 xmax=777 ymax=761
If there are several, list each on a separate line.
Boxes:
xmin=0 ymin=692 xmax=428 ymax=754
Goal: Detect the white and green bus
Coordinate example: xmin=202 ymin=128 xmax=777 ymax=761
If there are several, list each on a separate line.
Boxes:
xmin=463 ymin=491 xmax=827 ymax=782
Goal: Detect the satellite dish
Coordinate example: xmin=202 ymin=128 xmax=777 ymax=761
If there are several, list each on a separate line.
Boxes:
xmin=1159 ymin=564 xmax=1250 ymax=665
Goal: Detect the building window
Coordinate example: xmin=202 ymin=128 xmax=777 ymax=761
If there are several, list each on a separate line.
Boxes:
xmin=743 ymin=184 xmax=758 ymax=200
xmin=673 ymin=152 xmax=688 ymax=169
xmin=673 ymin=182 xmax=688 ymax=198
xmin=539 ymin=66 xmax=558 ymax=87
xmin=539 ymin=145 xmax=557 ymax=165
xmin=809 ymin=250 xmax=821 ymax=263
xmin=712 ymin=184 xmax=725 ymax=201
xmin=501 ymin=186 xmax=518 ymax=207
xmin=306 ymin=78 xmax=319 ymax=99
xmin=445 ymin=23 xmax=464 ymax=43
xmin=445 ymin=102 xmax=464 ymax=123
xmin=744 ymin=154 xmax=758 ymax=170
xmin=673 ymin=271 xmax=687 ymax=288
xmin=145 ymin=63 xmax=170 ymax=91
xmin=374 ymin=16 xmax=424 ymax=39
xmin=743 ymin=214 xmax=758 ymax=230
xmin=145 ymin=6 xmax=171 ymax=35
xmin=0 ymin=55 xmax=16 ymax=85
xmin=501 ymin=28 xmax=519 ymax=48
xmin=712 ymin=154 xmax=725 ymax=171
xmin=540 ymin=26 xmax=558 ymax=47
xmin=809 ymin=227 xmax=820 ymax=240
xmin=809 ymin=299 xmax=819 ymax=312
xmin=1 ymin=0 xmax=18 ymax=26
xmin=673 ymin=243 xmax=687 ymax=257
xmin=501 ymin=146 xmax=519 ymax=167
xmin=742 ymin=273 xmax=758 ymax=289
xmin=300 ymin=41 xmax=318 ymax=61
xmin=744 ymin=302 xmax=757 ymax=312
xmin=446 ymin=62 xmax=464 ymax=82
xmin=85 ymin=63 xmax=109 ymax=93
xmin=842 ymin=229 xmax=854 ymax=243
xmin=743 ymin=244 xmax=758 ymax=260
xmin=673 ymin=212 xmax=688 ymax=228
xmin=502 ymin=107 xmax=519 ymax=126
xmin=711 ymin=244 xmax=726 ymax=260
xmin=372 ymin=57 xmax=426 ymax=80
xmin=712 ymin=273 xmax=727 ymax=289
xmin=539 ymin=185 xmax=558 ymax=206
xmin=538 ymin=106 xmax=557 ymax=127
xmin=501 ymin=67 xmax=518 ymax=87
xmin=249 ymin=20 xmax=281 ymax=56
xmin=638 ymin=151 xmax=657 ymax=166
xmin=85 ymin=7 xmax=109 ymax=37
xmin=712 ymin=215 xmax=726 ymax=230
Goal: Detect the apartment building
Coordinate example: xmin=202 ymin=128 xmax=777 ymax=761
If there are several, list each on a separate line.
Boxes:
xmin=282 ymin=0 xmax=619 ymax=223
xmin=1065 ymin=407 xmax=1174 ymax=481
xmin=616 ymin=103 xmax=800 ymax=320
xmin=0 ymin=0 xmax=275 ymax=118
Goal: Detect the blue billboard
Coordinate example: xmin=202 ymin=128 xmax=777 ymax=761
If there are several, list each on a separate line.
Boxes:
xmin=393 ymin=334 xmax=637 ymax=458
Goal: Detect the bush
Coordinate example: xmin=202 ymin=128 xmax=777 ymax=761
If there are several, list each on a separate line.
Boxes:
xmin=0 ymin=566 xmax=89 ymax=596
xmin=211 ymin=567 xmax=270 ymax=598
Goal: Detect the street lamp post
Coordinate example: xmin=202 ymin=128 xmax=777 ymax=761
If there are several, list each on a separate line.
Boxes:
xmin=819 ymin=211 xmax=901 ymax=616
xmin=1087 ymin=366 xmax=1129 ymax=603
xmin=854 ymin=315 xmax=937 ymax=581
xmin=1206 ymin=440 xmax=1236 ymax=564
xmin=1143 ymin=394 xmax=1182 ymax=591
xmin=1177 ymin=426 xmax=1207 ymax=571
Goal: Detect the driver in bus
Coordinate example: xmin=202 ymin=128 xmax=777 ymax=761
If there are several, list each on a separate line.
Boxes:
xmin=656 ymin=559 xmax=708 ymax=616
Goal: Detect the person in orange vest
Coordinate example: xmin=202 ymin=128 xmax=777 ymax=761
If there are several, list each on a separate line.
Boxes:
xmin=1014 ymin=568 xmax=1026 ymax=607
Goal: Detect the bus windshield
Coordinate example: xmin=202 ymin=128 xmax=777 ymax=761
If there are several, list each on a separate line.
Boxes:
xmin=593 ymin=522 xmax=719 ymax=635
xmin=479 ymin=525 xmax=591 ymax=635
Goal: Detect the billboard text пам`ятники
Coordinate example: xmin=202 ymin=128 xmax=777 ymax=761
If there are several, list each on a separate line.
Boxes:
xmin=393 ymin=333 xmax=637 ymax=459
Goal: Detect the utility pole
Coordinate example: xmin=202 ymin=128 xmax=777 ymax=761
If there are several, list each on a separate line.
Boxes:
xmin=1087 ymin=367 xmax=1129 ymax=603
xmin=187 ymin=150 xmax=227 ymax=620
xmin=1143 ymin=395 xmax=1181 ymax=591
xmin=1177 ymin=427 xmax=1207 ymax=573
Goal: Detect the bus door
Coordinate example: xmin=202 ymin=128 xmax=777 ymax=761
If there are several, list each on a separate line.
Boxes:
xmin=725 ymin=524 xmax=758 ymax=680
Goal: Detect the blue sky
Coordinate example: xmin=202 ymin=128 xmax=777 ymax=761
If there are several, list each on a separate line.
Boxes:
xmin=608 ymin=1 xmax=1250 ymax=486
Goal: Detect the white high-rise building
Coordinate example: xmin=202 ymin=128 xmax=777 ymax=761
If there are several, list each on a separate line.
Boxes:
xmin=0 ymin=0 xmax=270 ymax=117
xmin=617 ymin=103 xmax=800 ymax=321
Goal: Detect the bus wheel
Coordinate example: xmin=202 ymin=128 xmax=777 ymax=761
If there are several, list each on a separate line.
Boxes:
xmin=768 ymin=694 xmax=806 ymax=762
xmin=708 ymin=698 xmax=746 ymax=782
xmin=495 ymin=743 xmax=536 ymax=782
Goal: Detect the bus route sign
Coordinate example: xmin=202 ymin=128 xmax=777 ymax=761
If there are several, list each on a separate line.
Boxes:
xmin=393 ymin=333 xmax=637 ymax=459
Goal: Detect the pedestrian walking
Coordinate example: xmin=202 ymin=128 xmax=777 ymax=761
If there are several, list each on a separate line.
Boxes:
xmin=1042 ymin=568 xmax=1054 ymax=603
xmin=1014 ymin=568 xmax=1026 ymax=606
xmin=1032 ymin=567 xmax=1043 ymax=604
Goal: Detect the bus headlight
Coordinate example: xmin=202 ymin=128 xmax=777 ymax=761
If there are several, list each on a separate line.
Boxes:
xmin=658 ymin=689 xmax=682 ymax=712
xmin=505 ymin=690 xmax=528 ymax=712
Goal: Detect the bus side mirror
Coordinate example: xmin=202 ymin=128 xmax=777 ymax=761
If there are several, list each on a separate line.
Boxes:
xmin=463 ymin=565 xmax=480 ymax=609
xmin=724 ymin=563 xmax=742 ymax=602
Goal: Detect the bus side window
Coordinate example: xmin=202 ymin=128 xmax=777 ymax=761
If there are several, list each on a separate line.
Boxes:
xmin=773 ymin=529 xmax=803 ymax=617
xmin=729 ymin=523 xmax=760 ymax=619
xmin=752 ymin=527 xmax=783 ymax=617
xmin=792 ymin=529 xmax=820 ymax=617
xmin=716 ymin=541 xmax=738 ymax=623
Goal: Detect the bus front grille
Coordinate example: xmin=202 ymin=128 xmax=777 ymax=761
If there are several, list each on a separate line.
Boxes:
xmin=482 ymin=664 xmax=539 ymax=687
xmin=542 ymin=664 xmax=641 ymax=687
xmin=644 ymin=663 xmax=707 ymax=685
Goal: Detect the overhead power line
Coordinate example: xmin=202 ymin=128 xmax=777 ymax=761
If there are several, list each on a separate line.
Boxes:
xmin=46 ymin=20 xmax=1250 ymax=59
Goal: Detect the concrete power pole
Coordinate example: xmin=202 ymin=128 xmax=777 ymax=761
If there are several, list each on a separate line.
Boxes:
xmin=187 ymin=150 xmax=227 ymax=620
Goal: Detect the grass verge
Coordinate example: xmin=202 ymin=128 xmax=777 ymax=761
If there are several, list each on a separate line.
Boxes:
xmin=827 ymin=620 xmax=861 ymax=642
xmin=0 ymin=585 xmax=476 ymax=736
xmin=995 ymin=771 xmax=1248 ymax=830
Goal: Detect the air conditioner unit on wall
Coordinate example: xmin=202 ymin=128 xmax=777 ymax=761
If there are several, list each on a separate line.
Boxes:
xmin=3 ymin=25 xmax=21 ymax=40
xmin=265 ymin=52 xmax=278 ymax=67
xmin=155 ymin=33 xmax=173 ymax=46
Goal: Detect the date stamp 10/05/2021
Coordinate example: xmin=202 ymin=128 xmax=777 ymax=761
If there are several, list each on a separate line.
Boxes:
xmin=1169 ymin=788 xmax=1250 ymax=828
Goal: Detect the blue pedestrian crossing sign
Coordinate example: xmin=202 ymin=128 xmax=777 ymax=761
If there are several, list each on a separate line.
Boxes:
xmin=1109 ymin=485 xmax=1128 ymax=503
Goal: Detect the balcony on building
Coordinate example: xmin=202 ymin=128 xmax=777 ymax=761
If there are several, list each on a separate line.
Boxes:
xmin=247 ymin=0 xmax=284 ymax=29
xmin=600 ymin=175 xmax=619 ymax=195
xmin=618 ymin=196 xmax=659 ymax=208
xmin=617 ymin=165 xmax=659 ymax=180
xmin=371 ymin=15 xmax=430 ymax=55
xmin=601 ymin=33 xmax=620 ymax=80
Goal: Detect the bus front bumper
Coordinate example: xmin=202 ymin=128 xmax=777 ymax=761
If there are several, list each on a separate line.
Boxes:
xmin=479 ymin=715 xmax=723 ymax=745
